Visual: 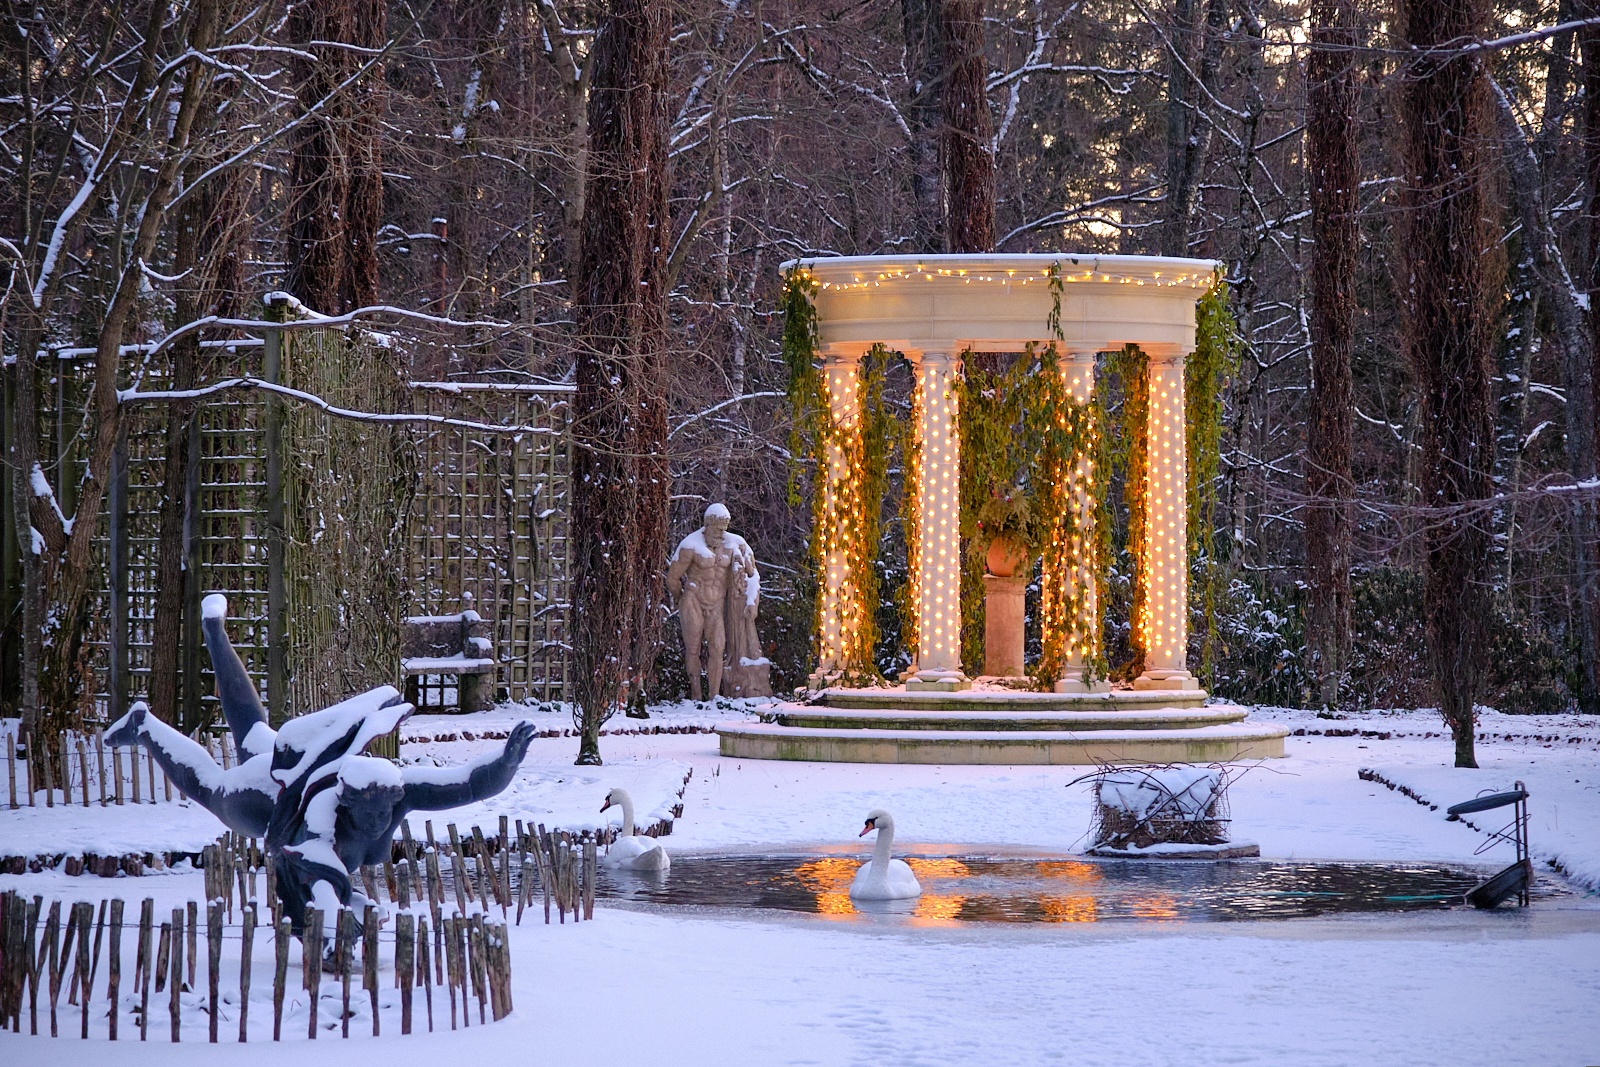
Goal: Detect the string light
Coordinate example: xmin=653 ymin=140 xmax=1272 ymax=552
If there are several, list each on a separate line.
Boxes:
xmin=791 ymin=265 xmax=1209 ymax=292
xmin=1138 ymin=360 xmax=1187 ymax=669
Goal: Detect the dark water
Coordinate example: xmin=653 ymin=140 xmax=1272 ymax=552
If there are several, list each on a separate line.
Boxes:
xmin=591 ymin=855 xmax=1498 ymax=923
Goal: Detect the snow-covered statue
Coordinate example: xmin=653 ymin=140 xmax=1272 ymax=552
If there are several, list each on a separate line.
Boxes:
xmin=665 ymin=503 xmax=772 ymax=700
xmin=106 ymin=594 xmax=535 ymax=931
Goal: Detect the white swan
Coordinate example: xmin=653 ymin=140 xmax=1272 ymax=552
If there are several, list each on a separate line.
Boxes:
xmin=599 ymin=787 xmax=670 ymax=871
xmin=849 ymin=809 xmax=921 ymax=900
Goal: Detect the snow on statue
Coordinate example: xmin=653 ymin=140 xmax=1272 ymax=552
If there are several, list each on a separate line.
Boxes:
xmin=106 ymin=593 xmax=534 ymax=933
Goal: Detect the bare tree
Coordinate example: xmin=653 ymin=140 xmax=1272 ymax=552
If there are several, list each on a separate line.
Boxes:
xmin=570 ymin=0 xmax=670 ymax=764
xmin=1399 ymin=0 xmax=1499 ymax=767
xmin=1304 ymin=0 xmax=1358 ymax=708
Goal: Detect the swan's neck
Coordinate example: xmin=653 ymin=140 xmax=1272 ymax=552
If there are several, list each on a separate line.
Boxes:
xmin=619 ymin=795 xmax=635 ymax=838
xmin=872 ymin=819 xmax=894 ymax=869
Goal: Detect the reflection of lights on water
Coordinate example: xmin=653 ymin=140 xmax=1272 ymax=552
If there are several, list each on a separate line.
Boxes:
xmin=906 ymin=858 xmax=970 ymax=880
xmin=912 ymin=894 xmax=966 ymax=921
xmin=1033 ymin=861 xmax=1103 ymax=884
xmin=1126 ymin=894 xmax=1179 ymax=921
xmin=1038 ymin=895 xmax=1097 ymax=922
xmin=792 ymin=857 xmax=858 ymax=893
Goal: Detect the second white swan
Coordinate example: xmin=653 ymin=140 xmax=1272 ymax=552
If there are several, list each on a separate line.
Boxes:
xmin=599 ymin=787 xmax=671 ymax=871
xmin=849 ymin=809 xmax=922 ymax=900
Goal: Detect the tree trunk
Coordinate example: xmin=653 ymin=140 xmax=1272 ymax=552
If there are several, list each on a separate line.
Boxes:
xmin=1161 ymin=0 xmax=1227 ymax=256
xmin=1399 ymin=0 xmax=1498 ymax=768
xmin=571 ymin=0 xmax=670 ymax=764
xmin=285 ymin=0 xmax=353 ymax=313
xmin=940 ymin=0 xmax=993 ymax=253
xmin=1304 ymin=0 xmax=1357 ymax=708
xmin=342 ymin=0 xmax=386 ymax=313
xmin=902 ymin=0 xmax=944 ymax=252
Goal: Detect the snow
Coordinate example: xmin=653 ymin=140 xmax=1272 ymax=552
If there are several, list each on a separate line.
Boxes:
xmin=3 ymin=698 xmax=1598 ymax=1065
xmin=401 ymin=655 xmax=496 ymax=672
xmin=1098 ymin=766 xmax=1220 ymax=821
xmin=270 ymin=686 xmax=410 ymax=788
xmin=338 ymin=754 xmax=404 ymax=790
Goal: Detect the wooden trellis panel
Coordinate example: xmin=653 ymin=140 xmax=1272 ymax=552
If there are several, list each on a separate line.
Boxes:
xmin=407 ymin=383 xmax=573 ymax=707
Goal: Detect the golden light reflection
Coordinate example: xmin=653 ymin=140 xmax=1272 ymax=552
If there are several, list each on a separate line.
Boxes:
xmin=1126 ymin=893 xmax=1180 ymax=922
xmin=1038 ymin=895 xmax=1098 ymax=923
xmin=906 ymin=857 xmax=970 ymax=880
xmin=1034 ymin=860 xmax=1103 ymax=884
xmin=911 ymin=894 xmax=966 ymax=923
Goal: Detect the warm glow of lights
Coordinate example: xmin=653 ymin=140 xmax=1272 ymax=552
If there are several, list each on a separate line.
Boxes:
xmin=1038 ymin=895 xmax=1098 ymax=923
xmin=910 ymin=353 xmax=963 ymax=673
xmin=1126 ymin=893 xmax=1181 ymax=921
xmin=1138 ymin=359 xmax=1188 ymax=669
xmin=906 ymin=858 xmax=971 ymax=879
xmin=911 ymin=894 xmax=966 ymax=922
xmin=818 ymin=355 xmax=868 ymax=671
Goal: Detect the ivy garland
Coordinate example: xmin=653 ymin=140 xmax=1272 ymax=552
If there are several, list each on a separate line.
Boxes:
xmin=1186 ymin=273 xmax=1240 ymax=687
xmin=1104 ymin=343 xmax=1151 ymax=678
xmin=781 ymin=267 xmax=895 ymax=682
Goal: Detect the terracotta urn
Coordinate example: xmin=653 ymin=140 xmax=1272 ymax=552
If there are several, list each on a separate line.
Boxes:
xmin=985 ymin=533 xmax=1029 ymax=578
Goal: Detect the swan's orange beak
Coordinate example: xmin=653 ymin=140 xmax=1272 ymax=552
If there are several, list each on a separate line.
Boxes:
xmin=599 ymin=798 xmax=612 ymax=813
xmin=859 ymin=821 xmax=875 ymax=837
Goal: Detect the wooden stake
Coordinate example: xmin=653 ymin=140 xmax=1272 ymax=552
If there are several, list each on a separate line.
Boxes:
xmin=6 ymin=728 xmax=16 ymax=809
xmin=185 ymin=900 xmax=197 ymax=991
xmin=424 ymin=850 xmax=445 ymax=983
xmin=153 ymin=917 xmax=170 ymax=995
xmin=108 ymin=899 xmax=123 ymax=1040
xmin=417 ymin=916 xmax=433 ymax=1032
xmin=583 ymin=838 xmax=597 ymax=920
xmin=362 ymin=905 xmax=379 ymax=1037
xmin=168 ymin=907 xmax=183 ymax=1042
xmin=47 ymin=900 xmax=68 ymax=1036
xmin=113 ymin=746 xmax=124 ymax=806
xmin=446 ymin=825 xmax=472 ymax=907
xmin=498 ymin=816 xmax=511 ymax=914
xmin=272 ymin=914 xmax=289 ymax=1041
xmin=26 ymin=894 xmax=42 ymax=1035
xmin=137 ymin=900 xmax=153 ymax=1041
xmin=77 ymin=738 xmax=90 ymax=807
xmin=76 ymin=902 xmax=91 ymax=1038
xmin=442 ymin=915 xmax=459 ymax=1030
xmin=397 ymin=912 xmax=414 ymax=1035
xmin=130 ymin=745 xmax=140 ymax=804
xmin=468 ymin=914 xmax=487 ymax=1025
xmin=84 ymin=897 xmax=107 ymax=1004
xmin=338 ymin=907 xmax=353 ymax=1039
xmin=239 ymin=903 xmax=255 ymax=1042
xmin=304 ymin=907 xmax=323 ymax=1039
xmin=207 ymin=901 xmax=222 ymax=1042
xmin=95 ymin=731 xmax=106 ymax=807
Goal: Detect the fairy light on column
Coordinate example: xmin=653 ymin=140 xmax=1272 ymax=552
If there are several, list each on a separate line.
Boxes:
xmin=1134 ymin=353 xmax=1196 ymax=690
xmin=908 ymin=350 xmax=969 ymax=690
xmin=1058 ymin=348 xmax=1107 ymax=691
xmin=816 ymin=348 xmax=865 ymax=675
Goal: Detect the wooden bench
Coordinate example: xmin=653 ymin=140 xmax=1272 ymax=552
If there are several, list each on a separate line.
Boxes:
xmin=401 ymin=610 xmax=497 ymax=714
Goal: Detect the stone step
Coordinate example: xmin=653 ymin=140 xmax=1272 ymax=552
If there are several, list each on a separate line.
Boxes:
xmin=817 ymin=687 xmax=1211 ymax=712
xmin=771 ymin=705 xmax=1249 ymax=733
xmin=717 ymin=720 xmax=1290 ymax=766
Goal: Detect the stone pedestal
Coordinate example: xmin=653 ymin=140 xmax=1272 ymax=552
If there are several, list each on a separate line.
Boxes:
xmin=722 ymin=661 xmax=773 ymax=699
xmin=983 ymin=574 xmax=1026 ymax=678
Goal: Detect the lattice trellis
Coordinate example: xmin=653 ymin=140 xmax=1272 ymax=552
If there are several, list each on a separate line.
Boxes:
xmin=44 ymin=336 xmax=573 ymax=726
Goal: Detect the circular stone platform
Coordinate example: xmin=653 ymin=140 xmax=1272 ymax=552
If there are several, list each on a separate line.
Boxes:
xmin=717 ymin=686 xmax=1289 ymax=765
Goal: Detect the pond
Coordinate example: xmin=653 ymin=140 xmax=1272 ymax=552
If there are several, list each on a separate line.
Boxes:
xmin=589 ymin=854 xmax=1511 ymax=923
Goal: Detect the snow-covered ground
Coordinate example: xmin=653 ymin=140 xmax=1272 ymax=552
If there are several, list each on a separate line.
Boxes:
xmin=3 ymin=698 xmax=1598 ymax=1065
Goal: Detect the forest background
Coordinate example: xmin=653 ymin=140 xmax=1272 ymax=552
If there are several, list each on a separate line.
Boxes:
xmin=5 ymin=0 xmax=1599 ymax=764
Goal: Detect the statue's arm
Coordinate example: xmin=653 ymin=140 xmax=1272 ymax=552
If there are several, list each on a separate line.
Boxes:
xmin=400 ymin=721 xmax=535 ymax=812
xmin=664 ymin=546 xmax=689 ymax=599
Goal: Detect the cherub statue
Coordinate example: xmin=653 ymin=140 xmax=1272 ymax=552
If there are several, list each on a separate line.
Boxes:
xmin=107 ymin=594 xmax=535 ymax=932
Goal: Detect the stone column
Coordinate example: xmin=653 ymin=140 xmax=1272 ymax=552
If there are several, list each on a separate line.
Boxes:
xmin=907 ymin=349 xmax=970 ymax=691
xmin=983 ymin=574 xmax=1026 ymax=677
xmin=809 ymin=345 xmax=866 ymax=687
xmin=1135 ymin=349 xmax=1200 ymax=691
xmin=1056 ymin=347 xmax=1110 ymax=693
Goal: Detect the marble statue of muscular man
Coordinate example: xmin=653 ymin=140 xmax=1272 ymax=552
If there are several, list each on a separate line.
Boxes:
xmin=666 ymin=503 xmax=755 ymax=701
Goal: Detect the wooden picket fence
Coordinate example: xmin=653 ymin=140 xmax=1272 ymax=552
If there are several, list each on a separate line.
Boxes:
xmin=4 ymin=724 xmax=242 ymax=811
